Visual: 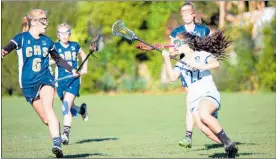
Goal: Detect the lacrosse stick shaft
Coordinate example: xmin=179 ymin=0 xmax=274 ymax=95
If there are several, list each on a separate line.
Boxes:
xmin=135 ymin=38 xmax=187 ymax=65
xmin=54 ymin=75 xmax=74 ymax=83
xmin=163 ymin=45 xmax=175 ymax=48
xmin=76 ymin=50 xmax=93 ymax=72
xmin=136 ymin=43 xmax=174 ymax=49
xmin=53 ymin=70 xmax=90 ymax=83
xmin=135 ymin=38 xmax=162 ymax=52
xmin=53 ymin=51 xmax=93 ymax=83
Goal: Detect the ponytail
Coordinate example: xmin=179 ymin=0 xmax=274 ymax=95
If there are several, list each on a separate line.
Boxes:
xmin=179 ymin=30 xmax=232 ymax=60
xmin=22 ymin=16 xmax=30 ymax=32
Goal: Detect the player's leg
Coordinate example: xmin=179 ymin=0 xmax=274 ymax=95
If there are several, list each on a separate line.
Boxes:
xmin=188 ymin=97 xmax=222 ymax=144
xmin=32 ymin=97 xmax=48 ymax=125
xmin=23 ymin=87 xmax=49 ymax=126
xmin=71 ymin=102 xmax=88 ymax=121
xmin=70 ymin=103 xmax=80 ymax=117
xmin=179 ymin=97 xmax=194 ymax=148
xmin=39 ymin=84 xmax=63 ymax=158
xmin=199 ymin=99 xmax=223 ymax=133
xmin=199 ymin=97 xmax=238 ymax=158
xmin=186 ymin=103 xmax=195 ymax=136
xmin=192 ymin=110 xmax=221 ymax=144
xmin=60 ymin=90 xmax=81 ymax=118
xmin=61 ymin=92 xmax=75 ymax=145
xmin=66 ymin=81 xmax=88 ymax=121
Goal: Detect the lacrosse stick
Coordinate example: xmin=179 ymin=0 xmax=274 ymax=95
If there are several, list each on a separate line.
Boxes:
xmin=53 ymin=34 xmax=101 ymax=83
xmin=111 ymin=20 xmax=187 ymax=65
xmin=136 ymin=43 xmax=174 ymax=50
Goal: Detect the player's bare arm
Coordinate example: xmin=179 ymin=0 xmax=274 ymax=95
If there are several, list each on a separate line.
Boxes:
xmin=162 ymin=50 xmax=181 ymax=82
xmin=79 ymin=48 xmax=88 ymax=75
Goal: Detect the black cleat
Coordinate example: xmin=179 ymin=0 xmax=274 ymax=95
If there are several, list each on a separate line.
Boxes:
xmin=80 ymin=103 xmax=88 ymax=121
xmin=52 ymin=146 xmax=64 ymax=158
xmin=225 ymin=142 xmax=238 ymax=158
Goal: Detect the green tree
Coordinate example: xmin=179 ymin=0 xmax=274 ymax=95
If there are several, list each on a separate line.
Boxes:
xmin=215 ymin=24 xmax=256 ymax=91
xmin=255 ymin=19 xmax=276 ymax=91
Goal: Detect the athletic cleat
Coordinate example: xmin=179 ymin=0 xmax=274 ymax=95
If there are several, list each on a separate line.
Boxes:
xmin=178 ymin=137 xmax=192 ymax=148
xmin=80 ymin=103 xmax=88 ymax=121
xmin=52 ymin=146 xmax=63 ymax=158
xmin=61 ymin=134 xmax=69 ymax=145
xmin=225 ymin=142 xmax=238 ymax=158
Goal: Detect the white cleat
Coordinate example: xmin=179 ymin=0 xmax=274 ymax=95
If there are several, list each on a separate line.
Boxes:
xmin=61 ymin=134 xmax=69 ymax=145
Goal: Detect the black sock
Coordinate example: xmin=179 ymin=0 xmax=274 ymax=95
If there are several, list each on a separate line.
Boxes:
xmin=216 ymin=129 xmax=232 ymax=146
xmin=185 ymin=131 xmax=193 ymax=139
xmin=53 ymin=137 xmax=61 ymax=147
xmin=63 ymin=126 xmax=71 ymax=138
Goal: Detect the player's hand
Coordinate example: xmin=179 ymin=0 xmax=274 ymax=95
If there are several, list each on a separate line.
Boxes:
xmin=169 ymin=50 xmax=179 ymax=56
xmin=162 ymin=50 xmax=171 ymax=60
xmin=79 ymin=69 xmax=87 ymax=75
xmin=1 ymin=49 xmax=8 ymax=58
xmin=72 ymin=69 xmax=80 ymax=77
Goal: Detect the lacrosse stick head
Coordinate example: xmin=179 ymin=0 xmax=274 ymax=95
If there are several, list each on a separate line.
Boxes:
xmin=89 ymin=34 xmax=101 ymax=52
xmin=88 ymin=34 xmax=101 ymax=60
xmin=112 ymin=20 xmax=136 ymax=41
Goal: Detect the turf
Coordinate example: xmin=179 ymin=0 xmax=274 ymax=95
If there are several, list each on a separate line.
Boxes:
xmin=1 ymin=93 xmax=276 ymax=158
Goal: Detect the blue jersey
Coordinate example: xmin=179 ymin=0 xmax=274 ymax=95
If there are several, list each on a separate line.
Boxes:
xmin=54 ymin=41 xmax=81 ymax=100
xmin=11 ymin=32 xmax=54 ymax=88
xmin=170 ymin=24 xmax=210 ymax=38
xmin=54 ymin=41 xmax=80 ymax=79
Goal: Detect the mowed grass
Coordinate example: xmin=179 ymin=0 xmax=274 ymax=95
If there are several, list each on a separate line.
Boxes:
xmin=2 ymin=93 xmax=276 ymax=158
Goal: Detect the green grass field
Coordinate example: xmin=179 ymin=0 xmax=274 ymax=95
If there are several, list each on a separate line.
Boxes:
xmin=2 ymin=93 xmax=276 ymax=158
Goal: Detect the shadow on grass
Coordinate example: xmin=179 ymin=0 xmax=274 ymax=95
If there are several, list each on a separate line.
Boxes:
xmin=64 ymin=153 xmax=106 ymax=158
xmin=194 ymin=142 xmax=256 ymax=151
xmin=48 ymin=152 xmax=107 ymax=158
xmin=74 ymin=137 xmax=119 ymax=144
xmin=205 ymin=152 xmax=264 ymax=158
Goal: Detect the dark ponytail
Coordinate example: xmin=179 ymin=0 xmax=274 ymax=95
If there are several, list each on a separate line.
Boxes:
xmin=179 ymin=30 xmax=232 ymax=60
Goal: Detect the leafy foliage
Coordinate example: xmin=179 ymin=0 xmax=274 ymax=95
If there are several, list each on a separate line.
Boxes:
xmin=255 ymin=19 xmax=276 ymax=91
xmin=1 ymin=1 xmax=275 ymax=96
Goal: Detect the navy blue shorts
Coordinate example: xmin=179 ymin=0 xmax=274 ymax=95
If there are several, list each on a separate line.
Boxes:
xmin=22 ymin=75 xmax=55 ymax=104
xmin=56 ymin=78 xmax=80 ymax=100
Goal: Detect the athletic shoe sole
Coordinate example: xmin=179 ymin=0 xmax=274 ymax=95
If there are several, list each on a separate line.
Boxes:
xmin=52 ymin=146 xmax=64 ymax=158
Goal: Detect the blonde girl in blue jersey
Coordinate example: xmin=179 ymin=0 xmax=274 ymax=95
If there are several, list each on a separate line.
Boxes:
xmin=169 ymin=2 xmax=210 ymax=148
xmin=1 ymin=9 xmax=79 ymax=158
xmin=162 ymin=31 xmax=238 ymax=158
xmin=52 ymin=23 xmax=88 ymax=145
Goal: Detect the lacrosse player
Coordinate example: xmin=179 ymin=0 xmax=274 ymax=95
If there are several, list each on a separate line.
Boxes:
xmin=162 ymin=31 xmax=238 ymax=158
xmin=169 ymin=2 xmax=210 ymax=148
xmin=1 ymin=9 xmax=79 ymax=158
xmin=52 ymin=23 xmax=89 ymax=145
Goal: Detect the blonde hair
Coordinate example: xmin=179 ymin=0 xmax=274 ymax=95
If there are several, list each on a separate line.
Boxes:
xmin=180 ymin=2 xmax=202 ymax=24
xmin=57 ymin=23 xmax=71 ymax=32
xmin=22 ymin=9 xmax=47 ymax=32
